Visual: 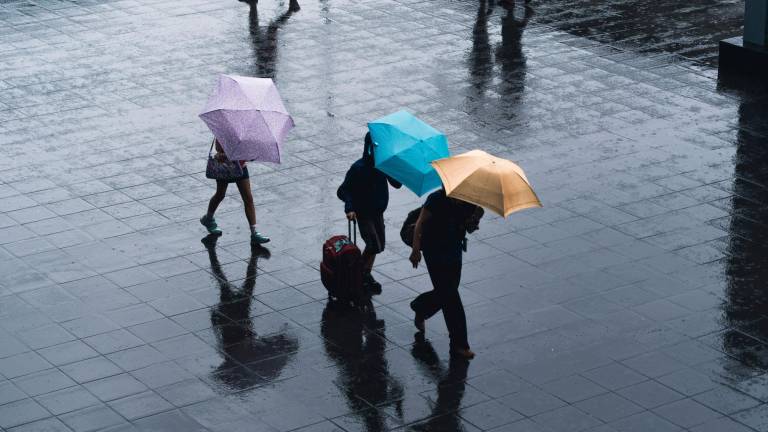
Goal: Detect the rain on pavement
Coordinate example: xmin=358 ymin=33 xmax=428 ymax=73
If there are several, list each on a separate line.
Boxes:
xmin=0 ymin=0 xmax=767 ymax=431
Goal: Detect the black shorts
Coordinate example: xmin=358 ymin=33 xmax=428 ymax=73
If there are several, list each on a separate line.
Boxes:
xmin=217 ymin=166 xmax=250 ymax=184
xmin=357 ymin=213 xmax=385 ymax=254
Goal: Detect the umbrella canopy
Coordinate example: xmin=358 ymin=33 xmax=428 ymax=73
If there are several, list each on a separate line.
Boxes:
xmin=431 ymin=150 xmax=542 ymax=217
xmin=199 ymin=74 xmax=294 ymax=163
xmin=368 ymin=110 xmax=449 ymax=196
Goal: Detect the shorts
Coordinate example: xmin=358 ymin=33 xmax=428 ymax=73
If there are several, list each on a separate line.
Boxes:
xmin=357 ymin=213 xmax=385 ymax=254
xmin=217 ymin=166 xmax=250 ymax=184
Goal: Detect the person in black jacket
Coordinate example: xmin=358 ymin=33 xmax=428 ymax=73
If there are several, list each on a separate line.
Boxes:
xmin=409 ymin=189 xmax=483 ymax=359
xmin=337 ymin=132 xmax=402 ymax=293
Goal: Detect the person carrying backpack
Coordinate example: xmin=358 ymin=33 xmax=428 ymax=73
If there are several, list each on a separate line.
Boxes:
xmin=337 ymin=132 xmax=402 ymax=294
xmin=408 ymin=188 xmax=483 ymax=359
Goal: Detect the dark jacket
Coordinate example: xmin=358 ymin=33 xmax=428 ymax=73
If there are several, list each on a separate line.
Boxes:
xmin=421 ymin=189 xmax=483 ymax=257
xmin=337 ymin=134 xmax=402 ymax=215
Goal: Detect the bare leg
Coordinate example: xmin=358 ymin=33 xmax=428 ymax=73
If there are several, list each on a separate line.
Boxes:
xmin=235 ymin=178 xmax=256 ymax=226
xmin=207 ymin=181 xmax=229 ymax=216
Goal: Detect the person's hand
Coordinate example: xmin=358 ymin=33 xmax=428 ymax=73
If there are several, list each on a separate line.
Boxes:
xmin=409 ymin=249 xmax=421 ymax=269
xmin=346 ymin=212 xmax=357 ymax=221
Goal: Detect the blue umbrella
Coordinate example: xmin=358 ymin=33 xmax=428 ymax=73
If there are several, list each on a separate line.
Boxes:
xmin=367 ymin=110 xmax=449 ymax=196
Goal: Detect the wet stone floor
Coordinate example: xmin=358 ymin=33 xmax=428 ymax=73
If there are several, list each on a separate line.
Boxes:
xmin=1 ymin=0 xmax=768 ymax=430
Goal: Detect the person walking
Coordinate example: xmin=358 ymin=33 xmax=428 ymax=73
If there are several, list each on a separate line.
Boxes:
xmin=408 ymin=188 xmax=483 ymax=359
xmin=337 ymin=132 xmax=402 ymax=294
xmin=200 ymin=138 xmax=270 ymax=244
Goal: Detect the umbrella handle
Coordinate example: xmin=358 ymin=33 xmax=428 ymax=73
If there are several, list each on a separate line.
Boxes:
xmin=348 ymin=219 xmax=356 ymax=245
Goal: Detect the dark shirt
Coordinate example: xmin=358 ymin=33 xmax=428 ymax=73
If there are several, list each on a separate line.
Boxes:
xmin=337 ymin=158 xmax=401 ymax=215
xmin=421 ymin=190 xmax=480 ymax=260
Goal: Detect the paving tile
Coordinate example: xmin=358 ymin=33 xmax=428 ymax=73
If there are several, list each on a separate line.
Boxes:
xmin=83 ymin=330 xmax=144 ymax=355
xmin=16 ymin=324 xmax=76 ymax=350
xmin=108 ymin=390 xmax=174 ymax=420
xmin=12 ymin=368 xmax=75 ymax=397
xmin=693 ymin=385 xmax=761 ymax=415
xmin=574 ymin=392 xmax=644 ymax=423
xmin=59 ymin=405 xmax=126 ymax=432
xmin=35 ymin=385 xmax=101 ymax=416
xmin=0 ymin=351 xmax=52 ymax=379
xmin=731 ymin=403 xmax=768 ymax=432
xmin=37 ymin=340 xmax=100 ymax=366
xmin=652 ymin=398 xmax=722 ymax=429
xmin=491 ymin=418 xmax=557 ymax=432
xmin=499 ymin=388 xmax=567 ymax=417
xmin=460 ymin=399 xmax=524 ymax=430
xmin=127 ymin=319 xmax=188 ymax=344
xmin=608 ymin=411 xmax=682 ymax=432
xmin=656 ymin=367 xmax=717 ymax=396
xmin=621 ymin=351 xmax=686 ymax=378
xmin=0 ymin=398 xmax=51 ymax=429
xmin=616 ymin=380 xmax=684 ymax=409
xmin=61 ymin=315 xmax=122 ymax=339
xmin=581 ymin=363 xmax=647 ymax=391
xmin=83 ymin=373 xmax=148 ymax=402
xmin=60 ymin=357 xmax=123 ymax=384
xmin=689 ymin=416 xmax=755 ymax=432
xmin=532 ymin=405 xmax=603 ymax=432
xmin=155 ymin=378 xmax=217 ymax=407
xmin=0 ymin=379 xmax=27 ymax=405
xmin=130 ymin=361 xmax=194 ymax=389
xmin=8 ymin=418 xmax=73 ymax=432
xmin=540 ymin=375 xmax=608 ymax=403
xmin=132 ymin=410 xmax=208 ymax=432
xmin=468 ymin=370 xmax=533 ymax=398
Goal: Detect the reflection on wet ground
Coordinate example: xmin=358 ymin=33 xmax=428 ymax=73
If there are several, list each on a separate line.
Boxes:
xmin=248 ymin=0 xmax=301 ymax=79
xmin=205 ymin=237 xmax=299 ymax=390
xmin=1 ymin=0 xmax=768 ymax=430
xmin=322 ymin=303 xmax=405 ymax=430
xmin=529 ymin=0 xmax=744 ymax=65
xmin=721 ymin=78 xmax=768 ymax=379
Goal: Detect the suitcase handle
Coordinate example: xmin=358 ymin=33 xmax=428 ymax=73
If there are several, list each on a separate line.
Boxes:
xmin=349 ymin=219 xmax=357 ymax=245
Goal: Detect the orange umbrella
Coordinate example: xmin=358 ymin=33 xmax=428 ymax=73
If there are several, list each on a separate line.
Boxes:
xmin=431 ymin=150 xmax=542 ymax=217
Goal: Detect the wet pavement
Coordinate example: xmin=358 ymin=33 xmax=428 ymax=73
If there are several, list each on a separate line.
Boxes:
xmin=1 ymin=0 xmax=768 ymax=431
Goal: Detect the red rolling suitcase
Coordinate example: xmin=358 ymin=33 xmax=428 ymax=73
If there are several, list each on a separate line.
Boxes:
xmin=320 ymin=220 xmax=364 ymax=306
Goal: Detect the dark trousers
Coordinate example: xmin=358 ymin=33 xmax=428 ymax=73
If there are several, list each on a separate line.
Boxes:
xmin=411 ymin=251 xmax=468 ymax=351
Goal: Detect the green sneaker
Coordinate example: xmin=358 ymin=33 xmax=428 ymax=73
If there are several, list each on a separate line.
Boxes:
xmin=251 ymin=231 xmax=270 ymax=244
xmin=200 ymin=215 xmax=222 ymax=235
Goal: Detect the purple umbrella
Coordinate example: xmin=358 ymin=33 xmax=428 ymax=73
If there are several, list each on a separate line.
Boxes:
xmin=199 ymin=75 xmax=294 ymax=163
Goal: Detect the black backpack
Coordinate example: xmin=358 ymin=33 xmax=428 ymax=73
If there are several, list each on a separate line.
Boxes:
xmin=400 ymin=207 xmax=422 ymax=247
xmin=400 ymin=205 xmax=485 ymax=248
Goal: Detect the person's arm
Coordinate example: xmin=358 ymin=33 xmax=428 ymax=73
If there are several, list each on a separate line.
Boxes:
xmin=409 ymin=207 xmax=431 ymax=268
xmin=213 ymin=139 xmax=227 ymax=161
xmin=337 ymin=168 xmax=357 ymax=220
xmin=386 ymin=175 xmax=402 ymax=189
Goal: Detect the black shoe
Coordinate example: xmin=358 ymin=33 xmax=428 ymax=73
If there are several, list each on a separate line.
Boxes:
xmin=363 ymin=272 xmax=382 ymax=295
xmin=410 ymin=300 xmax=425 ymax=333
